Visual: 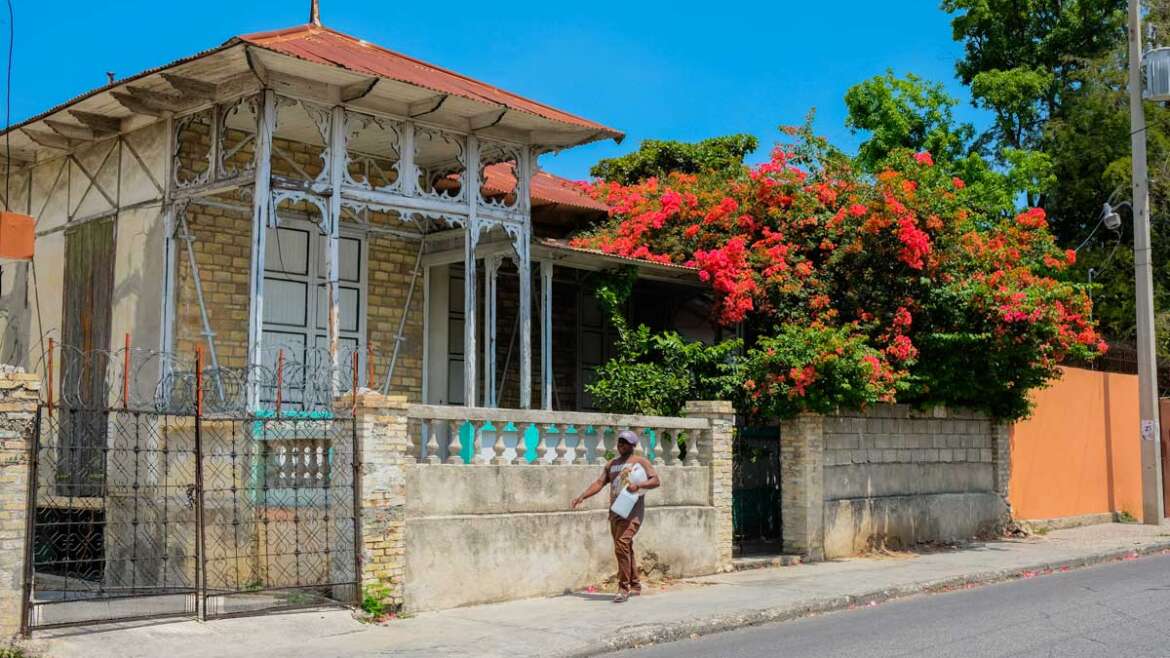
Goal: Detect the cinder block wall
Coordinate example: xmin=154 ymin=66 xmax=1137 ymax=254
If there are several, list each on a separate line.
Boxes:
xmin=782 ymin=405 xmax=1011 ymax=560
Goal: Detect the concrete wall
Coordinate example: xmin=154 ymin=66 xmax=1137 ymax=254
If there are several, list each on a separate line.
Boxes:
xmin=403 ymin=465 xmax=716 ymax=611
xmin=352 ymin=393 xmax=734 ymax=615
xmin=1009 ymin=367 xmax=1144 ymax=522
xmin=781 ymin=405 xmax=1010 ymax=560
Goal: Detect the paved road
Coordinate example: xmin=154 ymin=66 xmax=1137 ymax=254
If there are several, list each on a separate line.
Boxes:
xmin=618 ymin=552 xmax=1170 ymax=658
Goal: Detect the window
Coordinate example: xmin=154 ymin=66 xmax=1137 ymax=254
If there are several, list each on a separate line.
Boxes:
xmin=261 ymin=221 xmax=366 ymax=409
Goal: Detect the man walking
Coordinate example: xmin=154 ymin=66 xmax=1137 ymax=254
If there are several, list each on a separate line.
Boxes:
xmin=571 ymin=430 xmax=660 ymax=602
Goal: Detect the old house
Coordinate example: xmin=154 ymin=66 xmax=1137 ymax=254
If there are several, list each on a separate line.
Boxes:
xmin=0 ymin=16 xmax=712 ymax=421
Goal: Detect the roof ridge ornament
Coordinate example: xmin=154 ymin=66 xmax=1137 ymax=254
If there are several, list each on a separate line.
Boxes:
xmin=309 ymin=0 xmax=322 ymax=27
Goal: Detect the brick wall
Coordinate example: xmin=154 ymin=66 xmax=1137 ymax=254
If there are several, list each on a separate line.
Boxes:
xmin=0 ymin=368 xmax=39 ymax=638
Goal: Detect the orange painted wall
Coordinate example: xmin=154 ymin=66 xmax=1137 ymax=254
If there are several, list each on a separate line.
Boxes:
xmin=1009 ymin=367 xmax=1145 ymax=521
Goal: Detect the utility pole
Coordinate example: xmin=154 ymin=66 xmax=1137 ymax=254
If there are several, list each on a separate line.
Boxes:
xmin=1127 ymin=0 xmax=1166 ymax=524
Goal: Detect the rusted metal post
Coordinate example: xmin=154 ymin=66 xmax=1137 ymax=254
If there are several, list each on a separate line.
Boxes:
xmin=193 ymin=346 xmax=207 ymax=620
xmin=366 ymin=345 xmax=374 ymax=390
xmin=275 ymin=349 xmax=284 ymax=418
xmin=19 ymin=406 xmax=43 ymax=637
xmin=195 ymin=346 xmax=204 ymax=418
xmin=46 ymin=338 xmax=53 ymax=416
xmin=351 ymin=352 xmax=359 ymax=412
xmin=122 ymin=333 xmax=130 ymax=410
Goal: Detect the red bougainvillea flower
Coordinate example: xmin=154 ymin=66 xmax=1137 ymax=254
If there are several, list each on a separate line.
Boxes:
xmin=913 ymin=151 xmax=934 ymax=167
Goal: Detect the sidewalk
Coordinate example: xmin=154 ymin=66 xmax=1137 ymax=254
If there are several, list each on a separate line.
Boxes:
xmin=29 ymin=524 xmax=1170 ymax=658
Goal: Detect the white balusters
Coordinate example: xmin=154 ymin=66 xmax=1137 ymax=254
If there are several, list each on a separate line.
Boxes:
xmin=490 ymin=422 xmax=508 ymax=465
xmin=446 ymin=420 xmax=464 ymax=465
xmin=425 ymin=420 xmax=441 ymax=464
xmin=404 ymin=420 xmax=418 ymax=464
xmin=687 ymin=429 xmax=703 ymax=467
xmin=553 ymin=425 xmax=570 ymax=465
xmin=513 ymin=423 xmax=530 ymax=465
xmin=535 ymin=426 xmax=551 ymax=463
xmin=469 ymin=421 xmax=488 ymax=465
xmin=585 ymin=426 xmax=603 ymax=461
xmin=573 ymin=426 xmax=588 ymax=464
xmin=403 ymin=408 xmax=709 ymax=471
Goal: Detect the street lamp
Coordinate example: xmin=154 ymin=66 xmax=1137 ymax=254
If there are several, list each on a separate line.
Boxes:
xmin=1126 ymin=0 xmax=1165 ymax=524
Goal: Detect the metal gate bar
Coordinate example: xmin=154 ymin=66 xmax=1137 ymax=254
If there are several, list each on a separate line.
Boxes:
xmin=22 ymin=404 xmax=359 ymax=634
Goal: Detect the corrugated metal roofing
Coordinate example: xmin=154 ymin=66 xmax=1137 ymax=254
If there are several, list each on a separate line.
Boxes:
xmin=238 ymin=25 xmax=622 ymax=139
xmin=537 ymin=238 xmax=700 ymax=274
xmin=4 ymin=22 xmax=622 ymax=151
xmin=481 ymin=164 xmax=609 ymax=212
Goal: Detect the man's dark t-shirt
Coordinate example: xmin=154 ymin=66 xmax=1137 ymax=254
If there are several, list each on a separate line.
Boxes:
xmin=604 ymin=454 xmax=656 ymax=523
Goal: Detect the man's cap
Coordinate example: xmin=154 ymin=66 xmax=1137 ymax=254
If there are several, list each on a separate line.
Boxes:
xmin=617 ymin=430 xmax=639 ymax=447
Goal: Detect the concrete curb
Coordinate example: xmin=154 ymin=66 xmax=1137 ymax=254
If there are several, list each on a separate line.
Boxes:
xmin=573 ymin=539 xmax=1170 ymax=656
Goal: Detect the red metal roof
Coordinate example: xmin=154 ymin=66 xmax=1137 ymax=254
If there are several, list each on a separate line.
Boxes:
xmin=238 ymin=25 xmax=622 ymax=139
xmin=481 ymin=164 xmax=608 ymax=212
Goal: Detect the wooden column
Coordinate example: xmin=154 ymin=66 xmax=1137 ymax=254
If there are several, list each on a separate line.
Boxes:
xmin=540 ymin=260 xmax=553 ymax=410
xmin=484 ymin=255 xmax=500 ymax=407
xmin=245 ymin=89 xmax=276 ymax=409
xmin=517 ymin=228 xmax=532 ymax=409
xmin=463 ymin=136 xmax=480 ymax=407
xmin=326 ymin=105 xmax=346 ymax=393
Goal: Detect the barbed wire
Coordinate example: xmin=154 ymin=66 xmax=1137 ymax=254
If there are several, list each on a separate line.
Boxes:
xmin=7 ymin=336 xmax=384 ymax=413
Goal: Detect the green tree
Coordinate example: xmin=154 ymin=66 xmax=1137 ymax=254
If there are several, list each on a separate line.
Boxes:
xmin=844 ymin=71 xmax=1048 ymax=218
xmin=845 ymin=70 xmax=974 ymax=170
xmin=944 ymin=0 xmax=1124 ymax=148
xmin=589 ymin=134 xmax=758 ymax=184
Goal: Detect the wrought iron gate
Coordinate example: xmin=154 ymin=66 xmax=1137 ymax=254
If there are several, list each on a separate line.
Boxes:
xmin=732 ymin=425 xmax=782 ymax=555
xmin=22 ymin=405 xmax=360 ymax=633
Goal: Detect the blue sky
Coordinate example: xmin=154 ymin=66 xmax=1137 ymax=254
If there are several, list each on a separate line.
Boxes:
xmin=7 ymin=1 xmax=986 ymax=180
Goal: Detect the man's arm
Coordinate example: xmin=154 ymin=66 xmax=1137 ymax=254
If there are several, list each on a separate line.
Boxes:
xmin=627 ymin=457 xmax=660 ymax=494
xmin=570 ymin=464 xmax=610 ymax=509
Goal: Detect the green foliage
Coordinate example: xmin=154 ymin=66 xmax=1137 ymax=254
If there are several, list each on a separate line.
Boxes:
xmin=844 ymin=70 xmax=1046 ymax=219
xmin=738 ymin=325 xmax=904 ymax=420
xmin=587 ymin=324 xmax=743 ymax=417
xmin=943 ymin=0 xmax=1124 ymax=153
xmin=584 ymin=268 xmax=742 ymax=416
xmin=361 ymin=584 xmax=394 ymax=618
xmin=845 ymin=70 xmax=974 ymax=171
xmin=589 ymin=134 xmax=758 ymax=184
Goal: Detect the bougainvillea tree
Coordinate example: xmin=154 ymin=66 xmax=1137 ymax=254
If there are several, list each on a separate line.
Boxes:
xmin=572 ymin=129 xmax=1104 ymax=420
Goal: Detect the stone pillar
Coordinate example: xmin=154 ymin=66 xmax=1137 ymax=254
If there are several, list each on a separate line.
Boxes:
xmin=685 ymin=400 xmax=734 ymax=572
xmin=343 ymin=391 xmax=410 ymax=612
xmin=0 ymin=368 xmax=39 ymax=638
xmin=779 ymin=413 xmax=825 ymax=561
xmin=991 ymin=421 xmax=1013 ymax=524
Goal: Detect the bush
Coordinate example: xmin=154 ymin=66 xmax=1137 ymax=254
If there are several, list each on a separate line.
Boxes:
xmin=574 ymin=129 xmax=1102 ymax=420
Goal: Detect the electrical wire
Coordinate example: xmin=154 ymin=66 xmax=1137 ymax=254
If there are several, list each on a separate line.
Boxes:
xmin=4 ymin=0 xmax=11 ymax=211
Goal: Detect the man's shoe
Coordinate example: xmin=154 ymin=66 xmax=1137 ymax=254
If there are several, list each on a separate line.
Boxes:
xmin=612 ymin=591 xmax=629 ymax=603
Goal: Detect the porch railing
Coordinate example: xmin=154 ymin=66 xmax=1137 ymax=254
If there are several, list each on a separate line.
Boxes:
xmin=405 ymin=404 xmax=710 ymax=466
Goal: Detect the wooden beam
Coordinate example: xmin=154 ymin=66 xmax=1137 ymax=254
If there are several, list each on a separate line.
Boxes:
xmin=124 ymin=86 xmax=197 ymax=113
xmin=409 ymin=94 xmax=448 ymax=118
xmin=341 ymin=78 xmax=378 ymax=103
xmin=160 ymin=73 xmax=217 ymax=100
xmin=69 ymin=110 xmax=122 ymax=135
xmin=469 ymin=108 xmax=507 ymax=132
xmin=23 ymin=129 xmax=74 ymax=150
xmin=44 ymin=120 xmax=101 ymax=141
xmin=244 ymin=46 xmax=270 ymax=85
xmin=110 ymin=91 xmax=164 ymax=117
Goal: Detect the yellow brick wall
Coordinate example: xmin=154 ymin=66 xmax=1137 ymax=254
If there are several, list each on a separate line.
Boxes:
xmin=172 ymin=128 xmax=425 ymax=402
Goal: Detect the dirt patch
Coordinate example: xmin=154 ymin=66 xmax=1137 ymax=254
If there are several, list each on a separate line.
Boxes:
xmin=593 ymin=550 xmax=678 ymax=593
